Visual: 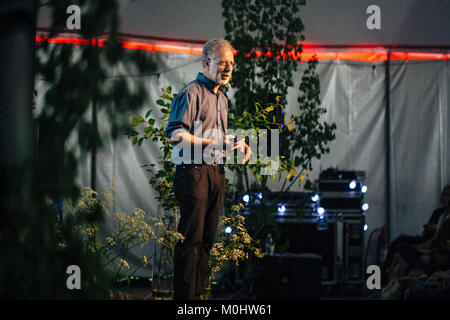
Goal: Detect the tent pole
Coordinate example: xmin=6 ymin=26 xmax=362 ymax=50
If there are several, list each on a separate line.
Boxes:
xmin=91 ymin=101 xmax=97 ymax=192
xmin=0 ymin=1 xmax=36 ymax=225
xmin=385 ymin=51 xmax=392 ymax=240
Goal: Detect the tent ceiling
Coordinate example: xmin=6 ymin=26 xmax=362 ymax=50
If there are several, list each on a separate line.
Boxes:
xmin=37 ymin=0 xmax=450 ymax=50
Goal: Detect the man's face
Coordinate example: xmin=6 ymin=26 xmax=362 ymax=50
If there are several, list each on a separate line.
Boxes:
xmin=204 ymin=46 xmax=235 ymax=86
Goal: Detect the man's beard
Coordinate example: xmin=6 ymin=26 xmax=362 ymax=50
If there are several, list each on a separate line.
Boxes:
xmin=215 ymin=71 xmax=230 ymax=86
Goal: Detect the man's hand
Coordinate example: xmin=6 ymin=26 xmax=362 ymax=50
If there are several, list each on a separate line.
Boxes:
xmin=223 ymin=135 xmax=236 ymax=148
xmin=210 ymin=135 xmax=252 ymax=164
xmin=221 ymin=135 xmax=251 ymax=164
xmin=232 ymin=138 xmax=251 ymax=164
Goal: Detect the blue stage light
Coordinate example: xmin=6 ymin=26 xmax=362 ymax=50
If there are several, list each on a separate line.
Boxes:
xmin=277 ymin=204 xmax=286 ymax=215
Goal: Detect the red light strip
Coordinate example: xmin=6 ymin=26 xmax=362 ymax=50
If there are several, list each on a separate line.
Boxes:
xmin=35 ymin=35 xmax=450 ymax=62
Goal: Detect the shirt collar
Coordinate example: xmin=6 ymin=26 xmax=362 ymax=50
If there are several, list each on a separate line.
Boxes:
xmin=196 ymin=73 xmax=223 ymax=94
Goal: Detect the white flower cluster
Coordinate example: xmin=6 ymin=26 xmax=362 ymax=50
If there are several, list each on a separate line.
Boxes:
xmin=209 ymin=213 xmax=264 ymax=274
xmin=106 ymin=237 xmax=115 ymax=247
xmin=118 ymin=259 xmax=130 ymax=270
xmin=61 ymin=183 xmax=186 ymax=283
xmin=113 ymin=208 xmax=156 ymax=244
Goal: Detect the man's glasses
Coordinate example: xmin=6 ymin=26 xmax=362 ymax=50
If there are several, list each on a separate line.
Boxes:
xmin=212 ymin=58 xmax=237 ymax=70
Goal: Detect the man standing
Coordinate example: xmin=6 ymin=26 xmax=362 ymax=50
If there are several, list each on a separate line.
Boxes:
xmin=166 ymin=38 xmax=251 ymax=300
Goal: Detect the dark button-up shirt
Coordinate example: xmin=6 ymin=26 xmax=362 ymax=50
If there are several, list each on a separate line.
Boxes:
xmin=165 ymin=73 xmax=228 ymax=141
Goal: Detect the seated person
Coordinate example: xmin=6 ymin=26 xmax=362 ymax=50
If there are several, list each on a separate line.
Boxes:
xmin=382 ymin=217 xmax=450 ymax=300
xmin=412 ymin=214 xmax=450 ymax=275
xmin=382 ymin=185 xmax=450 ymax=284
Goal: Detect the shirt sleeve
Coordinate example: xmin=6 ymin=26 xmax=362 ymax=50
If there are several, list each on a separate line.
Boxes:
xmin=165 ymin=87 xmax=196 ymax=138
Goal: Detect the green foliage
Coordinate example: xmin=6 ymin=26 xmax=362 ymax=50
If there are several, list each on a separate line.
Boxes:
xmin=63 ymin=183 xmax=184 ymax=293
xmin=227 ymin=99 xmax=288 ymax=182
xmin=150 ymin=207 xmax=184 ymax=298
xmin=131 ymin=87 xmax=268 ymax=298
xmin=63 ymin=185 xmax=151 ymax=283
xmin=279 ymin=57 xmax=337 ymax=192
xmin=222 ymin=0 xmax=336 ymax=246
xmin=0 ymin=197 xmax=111 ymax=299
xmin=222 ymin=0 xmax=335 ymax=191
xmin=131 ymin=86 xmax=177 ymax=212
xmin=223 ymin=0 xmax=306 ymax=110
xmin=202 ymin=204 xmax=264 ymax=300
xmin=36 ymin=0 xmax=157 ymax=201
xmin=131 ymin=87 xmax=291 ymax=210
xmin=130 ymin=87 xmax=184 ymax=297
xmin=0 ymin=0 xmax=157 ymax=299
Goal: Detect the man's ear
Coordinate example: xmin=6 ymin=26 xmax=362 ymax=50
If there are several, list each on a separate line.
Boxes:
xmin=203 ymin=58 xmax=210 ymax=70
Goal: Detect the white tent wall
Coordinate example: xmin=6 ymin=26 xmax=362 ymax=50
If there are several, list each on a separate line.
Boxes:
xmin=38 ymin=47 xmax=449 ymax=276
xmin=261 ymin=59 xmax=388 ymax=255
xmin=389 ymin=60 xmax=450 ymax=239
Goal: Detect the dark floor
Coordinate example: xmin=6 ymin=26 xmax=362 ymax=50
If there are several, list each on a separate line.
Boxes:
xmin=119 ymin=283 xmax=382 ymax=300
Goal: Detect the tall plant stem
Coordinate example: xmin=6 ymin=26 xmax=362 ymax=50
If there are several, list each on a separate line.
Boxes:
xmin=243 ymin=166 xmax=250 ymax=191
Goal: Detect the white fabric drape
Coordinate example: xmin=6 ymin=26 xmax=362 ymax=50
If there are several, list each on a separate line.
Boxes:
xmin=389 ymin=60 xmax=450 ymax=238
xmin=37 ymin=51 xmax=450 ymax=274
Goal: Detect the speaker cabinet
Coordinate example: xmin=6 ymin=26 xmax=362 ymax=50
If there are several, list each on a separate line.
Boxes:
xmin=276 ymin=217 xmax=338 ymax=284
xmin=254 ymin=253 xmax=322 ymax=300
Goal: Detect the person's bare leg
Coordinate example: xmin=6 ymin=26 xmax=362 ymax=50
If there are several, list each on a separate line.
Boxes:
xmin=390 ymin=253 xmax=409 ymax=280
xmin=387 ymin=253 xmax=400 ymax=284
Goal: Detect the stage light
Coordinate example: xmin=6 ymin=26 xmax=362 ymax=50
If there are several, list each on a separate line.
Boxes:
xmin=362 ymin=203 xmax=369 ymax=211
xmin=349 ymin=180 xmax=357 ymax=190
xmin=225 ymin=226 xmax=232 ymax=234
xmin=277 ymin=204 xmax=286 ymax=215
xmin=311 ymin=194 xmax=320 ymax=202
xmin=361 ymin=185 xmax=368 ymax=193
xmin=316 ymin=210 xmax=328 ymax=231
xmin=257 ymin=192 xmax=263 ymax=200
xmin=363 ymin=224 xmax=368 ymax=231
xmin=242 ymin=194 xmax=250 ymax=203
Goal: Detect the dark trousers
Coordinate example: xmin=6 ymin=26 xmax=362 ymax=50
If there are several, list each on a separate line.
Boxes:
xmin=383 ymin=235 xmax=426 ymax=271
xmin=381 ymin=235 xmax=427 ymax=284
xmin=396 ymin=241 xmax=421 ymax=269
xmin=173 ymin=164 xmax=225 ymax=300
xmin=387 ymin=236 xmax=447 ymax=276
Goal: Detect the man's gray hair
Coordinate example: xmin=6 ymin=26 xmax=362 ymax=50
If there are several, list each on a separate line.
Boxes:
xmin=202 ymin=38 xmax=234 ymax=67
